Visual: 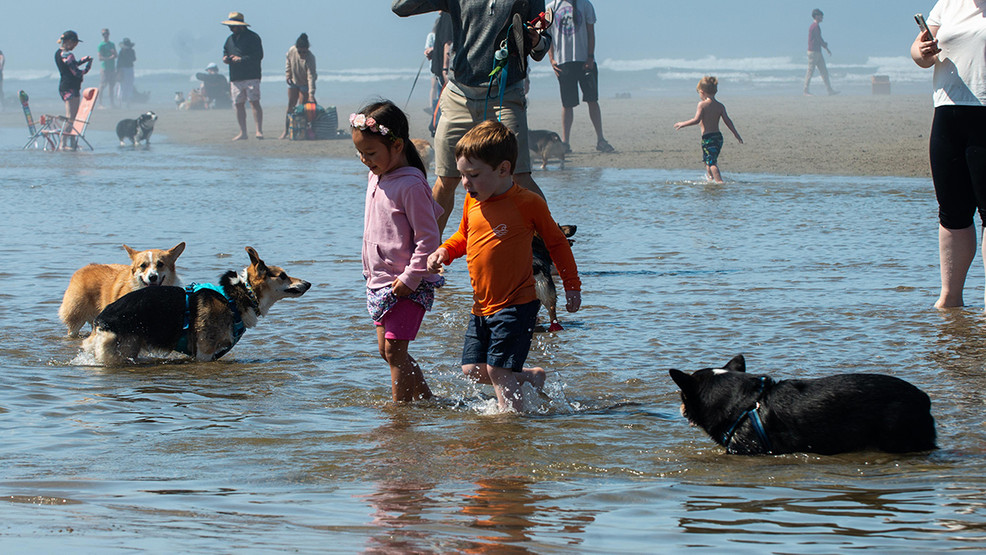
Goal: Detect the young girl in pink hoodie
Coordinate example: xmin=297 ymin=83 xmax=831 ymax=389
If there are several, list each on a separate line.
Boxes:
xmin=352 ymin=100 xmax=444 ymax=402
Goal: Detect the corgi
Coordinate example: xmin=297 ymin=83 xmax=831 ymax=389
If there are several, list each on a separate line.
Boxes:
xmin=532 ymin=224 xmax=576 ymax=332
xmin=82 ymin=246 xmax=311 ymax=365
xmin=669 ymin=354 xmax=937 ymax=455
xmin=58 ymin=242 xmax=186 ymax=337
xmin=411 ymin=138 xmax=434 ymax=169
xmin=528 ymin=129 xmax=566 ymax=170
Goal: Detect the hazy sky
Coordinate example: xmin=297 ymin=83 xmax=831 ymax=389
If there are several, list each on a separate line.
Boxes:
xmin=2 ymin=1 xmax=938 ymax=72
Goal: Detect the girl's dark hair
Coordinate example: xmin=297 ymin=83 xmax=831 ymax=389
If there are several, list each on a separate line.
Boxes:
xmin=357 ymin=100 xmax=426 ymax=178
xmin=296 ymin=33 xmax=310 ymax=49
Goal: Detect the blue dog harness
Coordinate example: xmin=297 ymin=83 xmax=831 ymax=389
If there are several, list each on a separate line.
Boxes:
xmin=721 ymin=376 xmax=773 ymax=454
xmin=175 ymin=282 xmax=246 ymax=359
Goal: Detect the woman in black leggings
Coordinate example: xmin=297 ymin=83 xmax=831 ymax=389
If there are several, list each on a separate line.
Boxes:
xmin=911 ymin=1 xmax=986 ymax=309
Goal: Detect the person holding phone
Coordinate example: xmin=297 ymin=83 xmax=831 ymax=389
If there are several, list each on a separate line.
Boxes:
xmin=911 ymin=1 xmax=986 ymax=309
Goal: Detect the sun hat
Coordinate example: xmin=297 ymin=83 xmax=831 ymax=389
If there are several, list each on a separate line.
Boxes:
xmin=120 ymin=37 xmax=134 ymax=47
xmin=58 ymin=30 xmax=81 ymax=43
xmin=221 ymin=12 xmax=250 ymax=26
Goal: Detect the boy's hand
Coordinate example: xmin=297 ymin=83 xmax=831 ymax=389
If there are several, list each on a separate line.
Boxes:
xmin=427 ymin=248 xmax=448 ymax=273
xmin=392 ymin=278 xmax=413 ymax=297
xmin=565 ymin=290 xmax=581 ymax=313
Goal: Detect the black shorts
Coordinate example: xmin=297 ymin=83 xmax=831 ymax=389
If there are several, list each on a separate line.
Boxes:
xmin=557 ymin=61 xmax=599 ymax=108
xmin=460 ymin=300 xmax=540 ymax=372
xmin=930 ymin=105 xmax=986 ymax=229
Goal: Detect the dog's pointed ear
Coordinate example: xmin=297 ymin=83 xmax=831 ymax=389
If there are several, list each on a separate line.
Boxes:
xmin=724 ymin=354 xmax=746 ymax=373
xmin=669 ymin=369 xmax=695 ymax=393
xmin=167 ymin=242 xmax=186 ymax=260
xmin=246 ymin=246 xmax=268 ymax=273
xmin=123 ymin=244 xmax=138 ymax=259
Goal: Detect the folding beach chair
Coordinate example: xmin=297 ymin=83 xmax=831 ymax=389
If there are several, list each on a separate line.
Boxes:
xmin=29 ymin=87 xmax=99 ymax=151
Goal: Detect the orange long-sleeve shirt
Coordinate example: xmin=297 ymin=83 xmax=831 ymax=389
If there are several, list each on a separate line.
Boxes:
xmin=441 ymin=184 xmax=581 ymax=316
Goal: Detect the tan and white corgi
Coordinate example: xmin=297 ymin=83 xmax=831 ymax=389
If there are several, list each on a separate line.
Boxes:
xmin=82 ymin=246 xmax=311 ymax=365
xmin=58 ymin=242 xmax=185 ymax=336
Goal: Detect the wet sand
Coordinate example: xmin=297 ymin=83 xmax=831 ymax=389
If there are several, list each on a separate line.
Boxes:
xmin=5 ymin=93 xmax=934 ymax=178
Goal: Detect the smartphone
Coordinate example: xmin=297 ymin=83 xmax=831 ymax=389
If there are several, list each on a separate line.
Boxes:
xmin=915 ymin=13 xmax=934 ymax=39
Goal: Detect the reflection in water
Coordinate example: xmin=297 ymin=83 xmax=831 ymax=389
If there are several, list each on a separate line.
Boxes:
xmin=680 ymin=485 xmax=939 ymax=541
xmin=461 ymin=477 xmax=545 ymax=552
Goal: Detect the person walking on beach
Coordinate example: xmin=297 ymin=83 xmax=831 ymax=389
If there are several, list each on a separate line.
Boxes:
xmin=279 ymin=33 xmax=317 ymax=140
xmin=545 ymin=0 xmax=613 ymax=153
xmin=911 ymin=0 xmax=986 ymax=309
xmin=97 ymin=28 xmax=117 ymax=108
xmin=803 ymin=9 xmax=837 ymax=96
xmin=673 ymin=76 xmax=743 ymax=183
xmin=222 ymin=11 xmax=264 ymax=140
xmin=353 ymin=101 xmax=444 ymax=403
xmin=55 ymin=30 xmax=93 ymax=150
xmin=392 ymin=0 xmax=553 ymax=234
xmin=116 ymin=38 xmax=136 ymax=108
xmin=426 ymin=121 xmax=581 ymax=412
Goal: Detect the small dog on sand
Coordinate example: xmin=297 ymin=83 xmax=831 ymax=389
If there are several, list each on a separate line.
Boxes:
xmin=82 ymin=246 xmax=311 ymax=365
xmin=669 ymin=354 xmax=937 ymax=455
xmin=528 ymin=129 xmax=566 ymax=170
xmin=116 ymin=111 xmax=157 ymax=146
xmin=59 ymin=242 xmax=185 ymax=337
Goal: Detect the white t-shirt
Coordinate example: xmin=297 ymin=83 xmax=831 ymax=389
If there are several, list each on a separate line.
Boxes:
xmin=546 ymin=0 xmax=597 ymax=64
xmin=928 ymin=0 xmax=986 ymax=106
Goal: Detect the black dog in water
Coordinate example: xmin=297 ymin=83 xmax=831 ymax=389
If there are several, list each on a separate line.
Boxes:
xmin=669 ymin=354 xmax=937 ymax=455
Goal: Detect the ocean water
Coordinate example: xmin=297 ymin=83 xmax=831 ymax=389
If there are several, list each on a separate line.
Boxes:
xmin=3 ymin=126 xmax=986 ymax=552
xmin=1 ymin=54 xmax=933 ymax=113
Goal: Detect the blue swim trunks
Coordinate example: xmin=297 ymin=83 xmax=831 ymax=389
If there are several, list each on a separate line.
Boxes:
xmin=702 ymin=131 xmax=724 ymax=166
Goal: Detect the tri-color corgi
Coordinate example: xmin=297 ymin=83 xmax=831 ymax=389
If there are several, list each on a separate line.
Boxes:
xmin=58 ymin=242 xmax=186 ymax=337
xmin=82 ymin=246 xmax=311 ymax=365
xmin=533 ymin=224 xmax=576 ymax=332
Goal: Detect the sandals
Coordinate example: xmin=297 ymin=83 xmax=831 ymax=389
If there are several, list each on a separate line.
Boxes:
xmin=596 ymin=139 xmax=615 ymax=153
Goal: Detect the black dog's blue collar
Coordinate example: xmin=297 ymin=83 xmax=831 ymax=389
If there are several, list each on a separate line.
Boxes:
xmin=722 ymin=376 xmax=773 ymax=454
xmin=175 ymin=283 xmax=246 ymax=358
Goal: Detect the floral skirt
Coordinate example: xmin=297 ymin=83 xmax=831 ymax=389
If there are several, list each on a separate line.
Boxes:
xmin=366 ymin=276 xmax=445 ymax=322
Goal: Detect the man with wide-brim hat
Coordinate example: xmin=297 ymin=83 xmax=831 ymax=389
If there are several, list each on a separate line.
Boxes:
xmin=222 ymin=11 xmax=264 ymax=140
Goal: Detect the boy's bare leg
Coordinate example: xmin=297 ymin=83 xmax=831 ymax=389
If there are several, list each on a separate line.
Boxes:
xmin=561 ymin=106 xmax=574 ymax=145
xmin=709 ymin=164 xmax=723 ymax=183
xmin=463 ymin=363 xmax=544 ymax=411
xmin=936 ymin=224 xmax=977 ymax=308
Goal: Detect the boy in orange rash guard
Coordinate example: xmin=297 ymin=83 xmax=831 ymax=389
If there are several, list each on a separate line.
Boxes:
xmin=427 ymin=120 xmax=581 ymax=412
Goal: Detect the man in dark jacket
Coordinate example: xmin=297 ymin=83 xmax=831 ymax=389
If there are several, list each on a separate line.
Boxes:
xmin=222 ymin=11 xmax=264 ymax=140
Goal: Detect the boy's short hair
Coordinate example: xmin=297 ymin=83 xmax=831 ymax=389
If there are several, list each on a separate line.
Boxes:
xmin=697 ymin=76 xmax=718 ymax=95
xmin=455 ymin=120 xmax=518 ymax=174
xmin=812 ymin=8 xmax=823 ymax=18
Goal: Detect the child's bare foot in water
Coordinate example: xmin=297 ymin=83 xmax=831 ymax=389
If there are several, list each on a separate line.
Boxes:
xmin=519 ymin=366 xmax=547 ymax=393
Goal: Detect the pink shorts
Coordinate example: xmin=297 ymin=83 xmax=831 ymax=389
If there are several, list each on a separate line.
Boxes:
xmin=375 ymin=298 xmax=426 ymax=341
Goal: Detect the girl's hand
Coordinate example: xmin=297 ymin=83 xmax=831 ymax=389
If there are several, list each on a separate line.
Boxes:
xmin=392 ymin=278 xmax=413 ymax=297
xmin=427 ymin=248 xmax=448 ymax=273
xmin=565 ymin=290 xmax=581 ymax=313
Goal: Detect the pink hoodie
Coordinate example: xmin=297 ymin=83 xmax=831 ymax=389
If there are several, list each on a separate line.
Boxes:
xmin=361 ymin=166 xmax=444 ymax=291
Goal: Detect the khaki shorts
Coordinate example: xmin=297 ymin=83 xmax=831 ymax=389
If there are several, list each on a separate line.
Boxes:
xmin=231 ymin=79 xmax=261 ymax=104
xmin=434 ymin=83 xmax=532 ymax=177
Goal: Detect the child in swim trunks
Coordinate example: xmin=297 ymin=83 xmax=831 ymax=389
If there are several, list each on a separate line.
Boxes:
xmin=674 ymin=76 xmax=743 ymax=183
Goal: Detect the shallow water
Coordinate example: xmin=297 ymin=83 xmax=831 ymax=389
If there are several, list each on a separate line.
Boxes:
xmin=3 ymin=127 xmax=986 ymax=552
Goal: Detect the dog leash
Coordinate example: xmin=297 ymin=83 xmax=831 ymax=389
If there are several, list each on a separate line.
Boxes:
xmin=721 ymin=377 xmax=773 ymax=454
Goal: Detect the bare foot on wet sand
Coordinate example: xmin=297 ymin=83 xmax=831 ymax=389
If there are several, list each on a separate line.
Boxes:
xmin=232 ymin=133 xmax=247 ymax=141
